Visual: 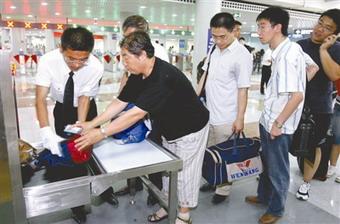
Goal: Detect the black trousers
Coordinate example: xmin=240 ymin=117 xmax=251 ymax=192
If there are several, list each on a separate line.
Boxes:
xmin=260 ymin=65 xmax=271 ymax=94
xmin=54 ymin=99 xmax=97 ymax=138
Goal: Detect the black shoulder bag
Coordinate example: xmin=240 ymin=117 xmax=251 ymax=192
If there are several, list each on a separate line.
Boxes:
xmin=199 ymin=44 xmax=216 ymax=103
xmin=290 ymin=80 xmax=315 ymax=157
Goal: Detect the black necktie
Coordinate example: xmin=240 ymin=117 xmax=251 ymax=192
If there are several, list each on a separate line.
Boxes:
xmin=63 ymin=71 xmax=74 ymax=110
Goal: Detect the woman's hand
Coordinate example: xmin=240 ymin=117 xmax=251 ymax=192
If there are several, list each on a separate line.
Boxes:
xmin=75 ymin=128 xmax=104 ymax=151
xmin=72 ymin=121 xmax=94 ymax=134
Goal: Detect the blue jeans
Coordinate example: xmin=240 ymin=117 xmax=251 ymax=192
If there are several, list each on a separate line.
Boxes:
xmin=257 ymin=124 xmax=292 ymax=216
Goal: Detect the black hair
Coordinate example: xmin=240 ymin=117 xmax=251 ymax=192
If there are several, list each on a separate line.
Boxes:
xmin=122 ymin=15 xmax=149 ymax=33
xmin=234 ymin=20 xmax=242 ymax=26
xmin=61 ymin=27 xmax=94 ymax=52
xmin=239 ymin=37 xmax=245 ymax=41
xmin=256 ymin=7 xmax=289 ymax=36
xmin=120 ymin=31 xmax=154 ymax=58
xmin=210 ymin=12 xmax=235 ymax=32
xmin=320 ymin=8 xmax=340 ymax=34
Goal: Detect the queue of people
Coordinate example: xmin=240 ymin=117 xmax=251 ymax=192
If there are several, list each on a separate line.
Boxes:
xmin=34 ymin=6 xmax=339 ymax=224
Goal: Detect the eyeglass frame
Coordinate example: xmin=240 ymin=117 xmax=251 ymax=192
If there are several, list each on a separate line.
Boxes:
xmin=315 ymin=19 xmax=336 ymax=34
xmin=63 ymin=55 xmax=89 ymax=65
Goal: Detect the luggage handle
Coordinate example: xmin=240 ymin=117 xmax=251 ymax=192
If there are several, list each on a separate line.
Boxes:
xmin=227 ymin=132 xmax=251 ymax=156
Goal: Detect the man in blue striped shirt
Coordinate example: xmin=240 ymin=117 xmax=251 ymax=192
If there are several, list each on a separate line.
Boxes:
xmin=245 ymin=7 xmax=306 ymax=224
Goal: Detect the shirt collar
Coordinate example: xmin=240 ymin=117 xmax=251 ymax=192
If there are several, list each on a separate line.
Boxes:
xmin=217 ymin=38 xmax=238 ymax=53
xmin=271 ymin=38 xmax=290 ymax=61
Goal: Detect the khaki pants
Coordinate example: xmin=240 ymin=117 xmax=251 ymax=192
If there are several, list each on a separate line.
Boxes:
xmin=207 ymin=124 xmax=234 ymax=196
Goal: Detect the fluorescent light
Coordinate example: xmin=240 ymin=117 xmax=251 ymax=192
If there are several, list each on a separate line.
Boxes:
xmin=41 ymin=2 xmax=48 ymax=6
xmin=172 ymin=14 xmax=177 ymax=17
xmin=140 ymin=6 xmax=146 ymax=9
xmin=28 ymin=15 xmax=33 ymax=18
xmin=6 ymin=16 xmax=11 ymax=19
xmin=55 ymin=12 xmax=60 ymax=16
xmin=10 ymin=5 xmax=16 ymax=9
xmin=85 ymin=9 xmax=91 ymax=13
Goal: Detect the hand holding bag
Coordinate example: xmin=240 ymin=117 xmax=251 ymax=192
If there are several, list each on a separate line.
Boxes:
xmin=202 ymin=132 xmax=262 ymax=185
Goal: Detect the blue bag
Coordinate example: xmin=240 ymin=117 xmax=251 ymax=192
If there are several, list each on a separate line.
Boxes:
xmin=202 ymin=132 xmax=262 ymax=185
xmin=112 ymin=103 xmax=149 ymax=144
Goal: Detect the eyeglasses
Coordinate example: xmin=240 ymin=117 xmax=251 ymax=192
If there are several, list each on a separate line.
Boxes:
xmin=315 ymin=20 xmax=335 ymax=33
xmin=257 ymin=24 xmax=274 ymax=33
xmin=212 ymin=34 xmax=228 ymax=41
xmin=63 ymin=55 xmax=89 ymax=65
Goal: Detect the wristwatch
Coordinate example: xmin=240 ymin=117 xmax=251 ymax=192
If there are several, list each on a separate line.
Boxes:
xmin=100 ymin=127 xmax=108 ymax=138
xmin=274 ymin=120 xmax=283 ymax=129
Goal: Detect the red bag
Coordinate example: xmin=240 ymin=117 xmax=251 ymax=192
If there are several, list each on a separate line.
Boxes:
xmin=60 ymin=135 xmax=92 ymax=164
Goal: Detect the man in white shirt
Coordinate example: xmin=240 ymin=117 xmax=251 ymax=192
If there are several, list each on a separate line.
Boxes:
xmin=197 ymin=12 xmax=253 ymax=204
xmin=245 ymin=7 xmax=306 ymax=224
xmin=35 ymin=27 xmax=103 ymax=223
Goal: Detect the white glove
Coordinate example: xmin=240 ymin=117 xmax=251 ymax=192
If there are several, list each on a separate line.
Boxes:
xmin=40 ymin=126 xmax=63 ymax=157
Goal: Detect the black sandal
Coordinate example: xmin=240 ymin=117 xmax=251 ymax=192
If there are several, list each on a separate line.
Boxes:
xmin=176 ymin=216 xmax=192 ymax=224
xmin=147 ymin=213 xmax=168 ymax=223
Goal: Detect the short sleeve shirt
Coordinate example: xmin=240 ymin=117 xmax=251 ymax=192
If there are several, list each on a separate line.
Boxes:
xmin=202 ymin=39 xmax=252 ymax=125
xmin=297 ymin=38 xmax=340 ymax=113
xmin=118 ymin=57 xmax=209 ymax=141
xmin=35 ymin=49 xmax=103 ymax=107
xmin=260 ymin=38 xmax=306 ymax=134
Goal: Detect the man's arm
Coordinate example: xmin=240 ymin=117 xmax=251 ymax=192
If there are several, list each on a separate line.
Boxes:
xmin=196 ymin=71 xmax=207 ymax=95
xmin=77 ymin=95 xmax=91 ymax=122
xmin=232 ymin=88 xmax=248 ymax=133
xmin=35 ymin=85 xmax=50 ymax=128
xmin=320 ymin=34 xmax=340 ymax=81
xmin=271 ymin=92 xmax=304 ymax=139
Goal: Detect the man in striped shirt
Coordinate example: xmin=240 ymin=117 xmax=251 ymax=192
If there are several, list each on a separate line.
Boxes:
xmin=245 ymin=7 xmax=306 ymax=224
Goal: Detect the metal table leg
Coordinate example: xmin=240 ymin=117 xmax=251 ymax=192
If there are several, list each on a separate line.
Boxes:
xmin=168 ymin=171 xmax=178 ymax=224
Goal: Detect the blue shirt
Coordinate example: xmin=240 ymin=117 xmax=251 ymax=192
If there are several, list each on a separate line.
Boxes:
xmin=297 ymin=38 xmax=340 ymax=114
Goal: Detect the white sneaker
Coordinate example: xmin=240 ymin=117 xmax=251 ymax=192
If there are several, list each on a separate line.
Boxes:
xmin=296 ymin=182 xmax=311 ymax=201
xmin=335 ymin=176 xmax=340 ymax=183
xmin=327 ymin=165 xmax=337 ymax=177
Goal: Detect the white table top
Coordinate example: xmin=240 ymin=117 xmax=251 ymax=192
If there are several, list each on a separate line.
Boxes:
xmin=93 ymin=138 xmax=172 ymax=173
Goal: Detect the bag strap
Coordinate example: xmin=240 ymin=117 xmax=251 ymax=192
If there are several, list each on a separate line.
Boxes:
xmin=229 ymin=131 xmax=251 ymax=156
xmin=200 ymin=44 xmax=217 ymax=97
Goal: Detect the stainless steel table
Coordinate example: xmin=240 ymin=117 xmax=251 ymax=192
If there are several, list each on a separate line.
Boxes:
xmin=23 ymin=139 xmax=182 ymax=224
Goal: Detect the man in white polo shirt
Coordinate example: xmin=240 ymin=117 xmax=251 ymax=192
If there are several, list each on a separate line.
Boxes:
xmin=197 ymin=12 xmax=253 ymax=204
xmin=245 ymin=7 xmax=306 ymax=224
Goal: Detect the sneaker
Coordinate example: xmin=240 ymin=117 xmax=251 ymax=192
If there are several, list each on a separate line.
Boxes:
xmin=327 ymin=165 xmax=337 ymax=178
xmin=296 ymin=182 xmax=311 ymax=201
xmin=335 ymin=176 xmax=340 ymax=183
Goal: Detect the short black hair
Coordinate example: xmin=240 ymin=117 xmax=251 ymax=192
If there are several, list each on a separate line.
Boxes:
xmin=239 ymin=37 xmax=245 ymax=41
xmin=320 ymin=8 xmax=340 ymax=34
xmin=61 ymin=27 xmax=94 ymax=52
xmin=122 ymin=15 xmax=149 ymax=33
xmin=256 ymin=7 xmax=289 ymax=36
xmin=234 ymin=20 xmax=242 ymax=26
xmin=210 ymin=12 xmax=235 ymax=32
xmin=120 ymin=31 xmax=154 ymax=58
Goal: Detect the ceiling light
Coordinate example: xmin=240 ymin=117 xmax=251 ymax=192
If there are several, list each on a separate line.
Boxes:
xmin=172 ymin=14 xmax=177 ymax=17
xmin=6 ymin=16 xmax=11 ymax=19
xmin=41 ymin=2 xmax=48 ymax=6
xmin=94 ymin=18 xmax=98 ymax=20
xmin=140 ymin=6 xmax=146 ymax=9
xmin=55 ymin=12 xmax=60 ymax=16
xmin=85 ymin=9 xmax=91 ymax=13
xmin=46 ymin=20 xmax=50 ymax=23
xmin=101 ymin=27 xmax=105 ymax=32
xmin=28 ymin=15 xmax=33 ymax=18
xmin=10 ymin=5 xmax=16 ymax=9
xmin=190 ymin=18 xmax=195 ymax=22
xmin=242 ymin=22 xmax=247 ymax=25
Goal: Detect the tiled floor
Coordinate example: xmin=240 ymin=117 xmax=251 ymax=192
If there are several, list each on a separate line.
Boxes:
xmin=14 ymin=67 xmax=340 ymax=223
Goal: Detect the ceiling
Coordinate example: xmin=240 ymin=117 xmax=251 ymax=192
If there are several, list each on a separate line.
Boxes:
xmin=0 ymin=0 xmax=339 ymax=33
